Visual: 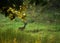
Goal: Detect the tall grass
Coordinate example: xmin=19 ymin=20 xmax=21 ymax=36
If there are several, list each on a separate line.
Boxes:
xmin=0 ymin=14 xmax=60 ymax=43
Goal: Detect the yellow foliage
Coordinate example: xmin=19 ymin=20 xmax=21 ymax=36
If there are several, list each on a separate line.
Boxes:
xmin=7 ymin=6 xmax=27 ymax=22
xmin=47 ymin=34 xmax=55 ymax=43
xmin=13 ymin=38 xmax=17 ymax=43
xmin=35 ymin=40 xmax=41 ymax=43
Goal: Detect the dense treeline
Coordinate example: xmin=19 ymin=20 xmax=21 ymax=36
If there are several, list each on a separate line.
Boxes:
xmin=0 ymin=0 xmax=60 ymax=23
xmin=0 ymin=0 xmax=60 ymax=15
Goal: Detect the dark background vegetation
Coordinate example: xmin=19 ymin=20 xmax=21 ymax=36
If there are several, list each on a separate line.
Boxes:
xmin=0 ymin=0 xmax=60 ymax=24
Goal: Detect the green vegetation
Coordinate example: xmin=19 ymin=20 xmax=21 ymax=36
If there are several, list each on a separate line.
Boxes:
xmin=0 ymin=0 xmax=60 ymax=43
xmin=0 ymin=13 xmax=60 ymax=43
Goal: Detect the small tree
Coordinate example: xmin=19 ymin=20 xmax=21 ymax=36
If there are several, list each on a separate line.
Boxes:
xmin=0 ymin=0 xmax=28 ymax=30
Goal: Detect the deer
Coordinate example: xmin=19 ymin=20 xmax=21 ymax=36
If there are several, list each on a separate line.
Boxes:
xmin=19 ymin=22 xmax=27 ymax=31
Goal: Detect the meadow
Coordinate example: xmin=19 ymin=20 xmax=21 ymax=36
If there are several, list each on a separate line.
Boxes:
xmin=0 ymin=13 xmax=60 ymax=43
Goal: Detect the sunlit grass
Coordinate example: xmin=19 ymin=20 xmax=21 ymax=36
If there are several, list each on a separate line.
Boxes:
xmin=0 ymin=14 xmax=60 ymax=43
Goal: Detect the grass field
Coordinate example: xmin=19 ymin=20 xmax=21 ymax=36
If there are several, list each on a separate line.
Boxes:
xmin=0 ymin=13 xmax=60 ymax=43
